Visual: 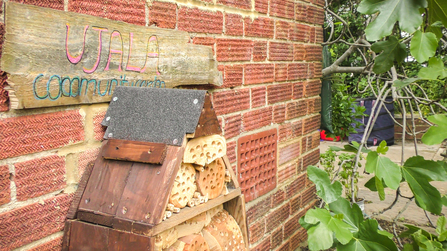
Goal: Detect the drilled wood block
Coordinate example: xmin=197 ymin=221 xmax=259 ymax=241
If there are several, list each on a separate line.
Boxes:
xmin=196 ymin=158 xmax=225 ymax=200
xmin=170 ymin=163 xmax=197 ymax=208
xmin=184 ymin=135 xmax=226 ymax=166
xmin=179 ymin=234 xmax=210 ymax=251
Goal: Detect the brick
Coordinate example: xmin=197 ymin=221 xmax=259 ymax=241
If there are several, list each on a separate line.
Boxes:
xmin=249 ymin=220 xmax=266 ymax=244
xmin=271 ymin=227 xmax=283 ymax=249
xmin=274 ymin=64 xmax=288 ymax=82
xmin=316 ymin=26 xmax=324 ymax=43
xmin=255 ymin=0 xmax=269 ymax=13
xmin=225 ymin=13 xmax=244 ymax=36
xmin=289 ymin=194 xmax=302 ymax=215
xmin=227 ymin=141 xmax=237 ymax=164
xmin=290 ymin=229 xmax=306 ymax=250
xmin=279 ymin=141 xmax=301 ymax=165
xmin=12 ymin=0 xmax=63 ymax=10
xmin=309 ymin=26 xmax=317 ymax=43
xmin=212 ymin=89 xmax=250 ymax=115
xmin=308 ymin=5 xmax=325 ymax=25
xmin=253 ymin=41 xmax=268 ymax=62
xmin=243 ymin=107 xmax=273 ymax=132
xmin=268 ymin=83 xmax=292 ymax=104
xmin=271 ymin=189 xmax=286 ymax=207
xmin=276 ymin=21 xmax=290 ymax=40
xmin=290 ymin=23 xmax=310 ymax=42
xmin=217 ymin=0 xmax=251 ymax=10
xmin=69 ymin=0 xmax=145 ymax=26
xmin=93 ymin=110 xmax=106 ymax=141
xmin=310 ymin=62 xmax=323 ymax=78
xmin=270 ymin=0 xmax=294 ymax=19
xmin=301 ymin=185 xmax=317 ymax=207
xmin=0 ymin=194 xmax=73 ymax=250
xmin=0 ymin=110 xmax=84 ymax=160
xmin=193 ymin=37 xmax=216 ymax=55
xmin=0 ymin=165 xmax=10 ymax=206
xmin=303 ymin=149 xmax=320 ymax=170
xmin=279 ymin=120 xmax=302 ymax=142
xmin=251 ymin=86 xmax=266 ymax=108
xmin=78 ymin=147 xmax=100 ymax=178
xmin=273 ymin=104 xmax=286 ymax=124
xmin=303 ymin=115 xmax=321 ymax=135
xmin=286 ymin=173 xmax=306 ymax=197
xmin=295 ymin=2 xmax=308 ymax=23
xmin=266 ymin=203 xmax=290 ymax=233
xmin=308 ymin=96 xmax=322 ymax=114
xmin=247 ymin=195 xmax=271 ymax=224
xmin=219 ymin=64 xmax=243 ymax=88
xmin=269 ymin=42 xmax=293 ymax=61
xmin=276 ymin=241 xmax=290 ymax=251
xmin=293 ymin=44 xmax=306 ymax=61
xmin=15 ymin=156 xmax=65 ymax=201
xmin=302 ymin=131 xmax=320 ymax=153
xmin=288 ymin=63 xmax=308 ymax=81
xmin=251 ymin=237 xmax=271 ymax=251
xmin=178 ymin=7 xmax=223 ymax=34
xmin=216 ymin=39 xmax=253 ymax=62
xmin=305 ymin=45 xmax=323 ymax=61
xmin=148 ymin=1 xmax=177 ymax=29
xmin=244 ymin=64 xmax=274 ymax=85
xmin=28 ymin=236 xmax=63 ymax=251
xmin=292 ymin=82 xmax=304 ymax=99
xmin=245 ymin=17 xmax=274 ymax=38
xmin=278 ymin=163 xmax=296 ymax=184
xmin=286 ymin=100 xmax=307 ymax=120
xmin=223 ymin=114 xmax=242 ymax=139
xmin=0 ymin=72 xmax=8 ymax=112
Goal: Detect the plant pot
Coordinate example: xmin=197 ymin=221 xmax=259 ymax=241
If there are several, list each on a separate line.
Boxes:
xmin=320 ymin=129 xmax=341 ymax=141
xmin=355 ymin=198 xmax=365 ymax=214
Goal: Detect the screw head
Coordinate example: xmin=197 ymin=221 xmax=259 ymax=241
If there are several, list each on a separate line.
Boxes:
xmin=193 ymin=99 xmax=198 ymax=104
xmin=106 ymin=116 xmax=111 ymax=121
xmin=108 ymin=133 xmax=113 ymax=138
xmin=173 ymin=138 xmax=178 ymax=144
xmin=113 ymin=97 xmax=118 ymax=101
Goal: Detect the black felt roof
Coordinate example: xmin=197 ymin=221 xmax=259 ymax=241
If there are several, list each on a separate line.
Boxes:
xmin=102 ymin=87 xmax=207 ymax=146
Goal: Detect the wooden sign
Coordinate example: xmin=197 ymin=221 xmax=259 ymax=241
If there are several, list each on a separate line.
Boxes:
xmin=1 ymin=3 xmax=222 ymax=109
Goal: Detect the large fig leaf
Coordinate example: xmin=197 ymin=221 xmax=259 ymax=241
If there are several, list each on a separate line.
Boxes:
xmin=307 ymin=165 xmax=342 ymax=204
xmin=421 ymin=115 xmax=447 ymax=145
xmin=410 ymin=30 xmax=438 ymax=63
xmin=371 ymin=36 xmax=406 ymax=74
xmin=358 ymin=0 xmax=427 ymax=41
xmin=437 ymin=216 xmax=447 ymax=241
xmin=342 ymin=219 xmax=398 ymax=251
xmin=428 ymin=0 xmax=447 ymax=27
xmin=329 ymin=198 xmax=364 ymax=232
xmin=365 ymin=151 xmax=401 ymax=190
xmin=418 ymin=57 xmax=447 ymax=80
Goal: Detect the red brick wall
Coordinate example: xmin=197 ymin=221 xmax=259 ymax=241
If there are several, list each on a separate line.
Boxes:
xmin=0 ymin=0 xmax=323 ymax=250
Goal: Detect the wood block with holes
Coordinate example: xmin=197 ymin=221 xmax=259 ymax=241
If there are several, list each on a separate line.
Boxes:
xmin=170 ymin=163 xmax=197 ymax=208
xmin=196 ymin=158 xmax=226 ymax=199
xmin=179 ymin=234 xmax=210 ymax=251
xmin=184 ymin=135 xmax=226 ymax=166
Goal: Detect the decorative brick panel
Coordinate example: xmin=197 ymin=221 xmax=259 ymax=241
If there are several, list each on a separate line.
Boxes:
xmin=227 ymin=140 xmax=237 ymax=164
xmin=225 ymin=13 xmax=244 ymax=36
xmin=0 ymin=110 xmax=85 ymax=160
xmin=178 ymin=7 xmax=223 ymax=34
xmin=302 ymin=149 xmax=320 ymax=169
xmin=286 ymin=100 xmax=307 ymax=120
xmin=0 ymin=165 xmax=10 ymax=206
xmin=193 ymin=37 xmax=216 ymax=55
xmin=12 ymin=0 xmax=63 ymax=10
xmin=270 ymin=0 xmax=295 ymax=19
xmin=277 ymin=163 xmax=296 ymax=184
xmin=254 ymin=0 xmax=269 ymax=13
xmin=274 ymin=64 xmax=288 ymax=82
xmin=249 ymin=219 xmax=266 ymax=244
xmin=268 ymin=83 xmax=292 ymax=104
xmin=247 ymin=195 xmax=271 ymax=224
xmin=293 ymin=82 xmax=305 ymax=99
xmin=266 ymin=203 xmax=290 ymax=233
xmin=238 ymin=129 xmax=277 ymax=202
xmin=251 ymin=86 xmax=266 ymax=108
xmin=218 ymin=64 xmax=243 ymax=88
xmin=253 ymin=41 xmax=268 ymax=62
xmin=0 ymin=193 xmax=73 ymax=250
xmin=273 ymin=104 xmax=286 ymax=124
xmin=286 ymin=173 xmax=306 ymax=197
xmin=217 ymin=0 xmax=251 ymax=10
xmin=271 ymin=227 xmax=283 ymax=249
xmin=15 ymin=155 xmax=66 ymax=201
xmin=243 ymin=107 xmax=273 ymax=132
xmin=78 ymin=147 xmax=100 ymax=178
xmin=278 ymin=141 xmax=301 ymax=165
xmin=212 ymin=89 xmax=250 ymax=115
xmin=244 ymin=64 xmax=274 ymax=85
xmin=279 ymin=120 xmax=303 ymax=142
xmin=303 ymin=115 xmax=321 ymax=134
xmin=28 ymin=236 xmax=63 ymax=251
xmin=288 ymin=63 xmax=308 ymax=81
xmin=223 ymin=114 xmax=242 ymax=139
xmin=269 ymin=42 xmax=293 ymax=61
xmin=148 ymin=1 xmax=177 ymax=29
xmin=245 ymin=17 xmax=274 ymax=38
xmin=216 ymin=39 xmax=253 ymax=62
xmin=276 ymin=20 xmax=290 ymax=40
xmin=69 ymin=0 xmax=145 ymax=26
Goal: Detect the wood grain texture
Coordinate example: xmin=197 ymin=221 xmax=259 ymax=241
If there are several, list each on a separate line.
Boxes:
xmin=69 ymin=221 xmax=109 ymax=251
xmin=222 ymin=155 xmax=239 ymax=189
xmin=224 ymin=195 xmax=249 ymax=250
xmin=77 ymin=210 xmax=114 ymax=227
xmin=103 ymin=139 xmax=167 ymax=164
xmin=194 ymin=94 xmax=222 ymax=138
xmin=61 ymin=221 xmax=72 ymax=251
xmin=66 ymin=161 xmax=95 ymax=220
xmin=2 ymin=2 xmax=222 ymax=109
xmin=108 ymin=229 xmax=154 ymax=251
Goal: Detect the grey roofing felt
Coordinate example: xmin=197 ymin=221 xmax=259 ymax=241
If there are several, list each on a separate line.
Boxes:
xmin=102 ymin=87 xmax=207 ymax=146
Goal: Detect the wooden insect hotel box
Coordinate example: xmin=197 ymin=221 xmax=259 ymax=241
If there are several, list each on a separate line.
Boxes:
xmin=62 ymin=87 xmax=249 ymax=250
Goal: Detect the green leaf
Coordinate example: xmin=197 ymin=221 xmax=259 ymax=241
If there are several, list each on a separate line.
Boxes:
xmin=412 ymin=230 xmax=443 ymax=250
xmin=342 ymin=219 xmax=398 ymax=251
xmin=358 ymin=0 xmax=427 ymax=41
xmin=299 ymin=215 xmax=315 ymax=230
xmin=329 ymin=198 xmax=364 ymax=232
xmin=307 ymin=166 xmax=343 ymax=204
xmin=402 ymin=156 xmax=447 ymax=214
xmin=366 ymin=151 xmax=401 ymax=190
xmin=378 ymin=230 xmax=394 ymax=239
xmin=428 ymin=0 xmax=447 ymax=28
xmin=365 ymin=176 xmax=387 ymax=201
xmin=410 ymin=31 xmax=439 ymax=63
xmin=422 ymin=115 xmax=447 ymax=145
xmin=371 ymin=36 xmax=407 ymax=74
xmin=305 ymin=208 xmax=353 ymax=249
xmin=418 ymin=57 xmax=447 ymax=80
xmin=402 ymin=243 xmax=414 ymax=251
xmin=442 ymin=195 xmax=447 ymax=206
xmin=393 ymin=78 xmax=419 ymax=90
xmin=376 ymin=140 xmax=389 ymax=155
xmin=400 ymin=224 xmax=433 ymax=239
xmin=436 ymin=216 xmax=447 ymax=241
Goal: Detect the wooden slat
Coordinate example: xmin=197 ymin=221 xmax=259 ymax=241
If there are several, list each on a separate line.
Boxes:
xmin=103 ymin=139 xmax=167 ymax=164
xmin=108 ymin=228 xmax=154 ymax=251
xmin=66 ymin=160 xmax=96 ymax=219
xmin=69 ymin=221 xmax=109 ymax=251
xmin=223 ymin=155 xmax=240 ymax=189
xmin=224 ymin=195 xmax=249 ymax=250
xmin=77 ymin=210 xmax=114 ymax=227
xmin=114 ymin=137 xmax=186 ymax=227
xmin=193 ymin=94 xmax=222 ymax=138
xmin=61 ymin=221 xmax=72 ymax=251
xmin=78 ymin=141 xmax=133 ymax=217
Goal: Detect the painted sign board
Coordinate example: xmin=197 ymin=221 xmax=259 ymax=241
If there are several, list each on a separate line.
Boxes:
xmin=1 ymin=3 xmax=222 ymax=109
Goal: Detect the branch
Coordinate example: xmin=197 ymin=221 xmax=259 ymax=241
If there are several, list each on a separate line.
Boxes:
xmin=323 ymin=66 xmax=367 ymax=76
